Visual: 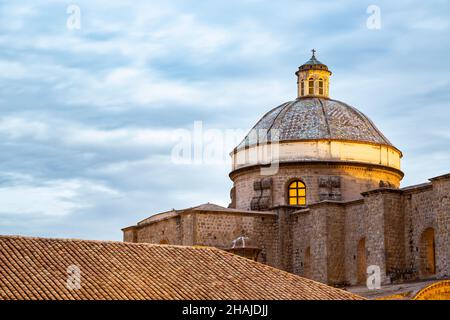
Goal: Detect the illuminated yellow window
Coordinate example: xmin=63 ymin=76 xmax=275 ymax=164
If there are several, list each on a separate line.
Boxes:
xmin=288 ymin=180 xmax=306 ymax=205
xmin=308 ymin=78 xmax=314 ymax=95
xmin=318 ymin=78 xmax=324 ymax=95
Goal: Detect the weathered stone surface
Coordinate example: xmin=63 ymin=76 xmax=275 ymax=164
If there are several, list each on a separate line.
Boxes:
xmin=121 ymin=56 xmax=450 ymax=289
xmin=124 ymin=175 xmax=450 ymax=287
xmin=236 ymin=98 xmax=392 ymax=149
xmin=231 ymin=163 xmax=401 ymax=211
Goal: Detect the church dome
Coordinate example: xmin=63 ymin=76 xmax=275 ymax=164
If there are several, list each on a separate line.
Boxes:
xmin=229 ymin=51 xmax=403 ymax=211
xmin=236 ymin=97 xmax=393 ymax=150
xmin=230 ymin=51 xmax=402 ymax=175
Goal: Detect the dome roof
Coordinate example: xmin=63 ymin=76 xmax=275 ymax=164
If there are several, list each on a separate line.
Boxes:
xmin=236 ymin=98 xmax=393 ymax=150
xmin=298 ymin=55 xmax=329 ymax=72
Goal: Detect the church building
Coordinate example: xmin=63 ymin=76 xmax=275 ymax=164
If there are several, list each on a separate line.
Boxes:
xmin=122 ymin=51 xmax=450 ymax=287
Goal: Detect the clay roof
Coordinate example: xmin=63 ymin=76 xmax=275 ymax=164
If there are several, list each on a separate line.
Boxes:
xmin=0 ymin=235 xmax=363 ymax=300
xmin=236 ymin=98 xmax=393 ymax=150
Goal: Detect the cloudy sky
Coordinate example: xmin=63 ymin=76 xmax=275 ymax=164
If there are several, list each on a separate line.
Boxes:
xmin=0 ymin=0 xmax=449 ymax=240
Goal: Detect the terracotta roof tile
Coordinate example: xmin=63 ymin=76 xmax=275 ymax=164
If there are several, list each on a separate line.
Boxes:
xmin=0 ymin=235 xmax=363 ymax=300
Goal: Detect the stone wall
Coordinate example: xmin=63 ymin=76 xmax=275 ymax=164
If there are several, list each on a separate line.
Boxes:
xmin=291 ymin=202 xmax=346 ymax=285
xmin=303 ymin=175 xmax=450 ymax=286
xmin=122 ymin=227 xmax=137 ymax=243
xmin=308 ymin=206 xmax=329 ymax=283
xmin=231 ymin=163 xmax=402 ymax=211
xmin=325 ymin=204 xmax=346 ymax=285
xmin=403 ymin=175 xmax=450 ymax=280
xmin=382 ymin=190 xmax=406 ymax=281
xmin=135 ymin=215 xmax=183 ymax=245
xmin=123 ymin=174 xmax=450 ymax=287
xmin=343 ymin=200 xmax=367 ymax=285
xmin=192 ymin=212 xmax=278 ymax=267
xmin=431 ymin=175 xmax=450 ymax=278
xmin=123 ymin=209 xmax=279 ymax=268
xmin=291 ymin=209 xmax=312 ymax=276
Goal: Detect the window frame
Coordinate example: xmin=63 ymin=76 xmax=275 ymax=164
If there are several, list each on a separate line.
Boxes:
xmin=318 ymin=78 xmax=324 ymax=95
xmin=287 ymin=180 xmax=307 ymax=206
xmin=308 ymin=78 xmax=314 ymax=95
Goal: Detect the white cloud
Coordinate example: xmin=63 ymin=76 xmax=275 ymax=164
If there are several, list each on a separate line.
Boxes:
xmin=0 ymin=172 xmax=120 ymax=217
xmin=0 ymin=0 xmax=449 ymax=239
xmin=0 ymin=61 xmax=29 ymax=79
xmin=0 ymin=117 xmax=49 ymax=140
xmin=411 ymin=18 xmax=449 ymax=31
xmin=0 ymin=3 xmax=37 ymax=31
xmin=0 ymin=54 xmax=290 ymax=111
xmin=63 ymin=125 xmax=176 ymax=148
xmin=0 ymin=115 xmax=194 ymax=152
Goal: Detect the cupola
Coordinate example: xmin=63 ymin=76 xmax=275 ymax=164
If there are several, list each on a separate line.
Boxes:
xmin=295 ymin=49 xmax=332 ymax=98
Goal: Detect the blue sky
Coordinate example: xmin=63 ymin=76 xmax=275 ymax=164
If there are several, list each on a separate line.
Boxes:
xmin=0 ymin=0 xmax=449 ymax=240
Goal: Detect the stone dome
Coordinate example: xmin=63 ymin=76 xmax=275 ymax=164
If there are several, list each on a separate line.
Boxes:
xmin=236 ymin=97 xmax=393 ymax=150
xmin=229 ymin=52 xmax=403 ymax=211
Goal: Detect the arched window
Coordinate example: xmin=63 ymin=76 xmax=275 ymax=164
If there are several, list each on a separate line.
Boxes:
xmin=318 ymin=78 xmax=324 ymax=95
xmin=288 ymin=180 xmax=306 ymax=205
xmin=300 ymin=80 xmax=305 ymax=96
xmin=308 ymin=78 xmax=314 ymax=95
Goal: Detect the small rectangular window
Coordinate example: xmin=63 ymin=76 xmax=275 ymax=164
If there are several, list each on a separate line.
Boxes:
xmin=308 ymin=80 xmax=314 ymax=95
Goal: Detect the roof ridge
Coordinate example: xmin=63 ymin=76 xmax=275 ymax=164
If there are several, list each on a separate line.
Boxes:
xmin=0 ymin=234 xmax=220 ymax=251
xmin=267 ymin=100 xmax=296 ymax=135
xmin=317 ymin=98 xmax=331 ymax=138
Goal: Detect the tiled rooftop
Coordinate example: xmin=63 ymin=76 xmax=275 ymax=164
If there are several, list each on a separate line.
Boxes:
xmin=236 ymin=98 xmax=393 ymax=150
xmin=0 ymin=235 xmax=362 ymax=300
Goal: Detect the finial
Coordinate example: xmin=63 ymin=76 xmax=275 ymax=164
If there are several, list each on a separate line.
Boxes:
xmin=311 ymin=48 xmax=316 ymax=57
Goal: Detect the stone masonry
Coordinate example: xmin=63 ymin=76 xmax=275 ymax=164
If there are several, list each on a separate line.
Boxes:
xmin=122 ymin=55 xmax=450 ymax=287
xmin=123 ymin=173 xmax=450 ymax=287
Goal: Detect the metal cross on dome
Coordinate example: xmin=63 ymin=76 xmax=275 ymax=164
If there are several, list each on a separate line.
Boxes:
xmin=312 ymin=48 xmax=316 ymax=56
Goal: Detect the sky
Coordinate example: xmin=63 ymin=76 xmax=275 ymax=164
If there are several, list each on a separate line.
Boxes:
xmin=0 ymin=0 xmax=449 ymax=240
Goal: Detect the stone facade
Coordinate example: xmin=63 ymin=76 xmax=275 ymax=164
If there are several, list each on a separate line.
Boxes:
xmin=122 ymin=54 xmax=450 ymax=287
xmin=231 ymin=162 xmax=402 ymax=211
xmin=123 ymin=205 xmax=279 ymax=267
xmin=123 ymin=173 xmax=450 ymax=287
xmin=286 ymin=174 xmax=450 ymax=286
